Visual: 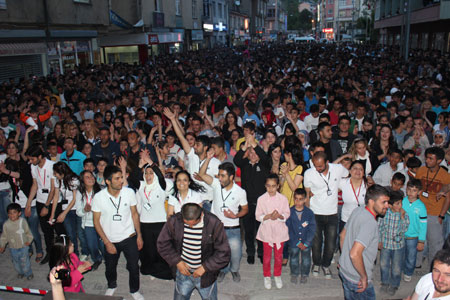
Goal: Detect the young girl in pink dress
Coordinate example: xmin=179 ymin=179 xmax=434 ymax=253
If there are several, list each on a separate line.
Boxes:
xmin=255 ymin=174 xmax=291 ymax=290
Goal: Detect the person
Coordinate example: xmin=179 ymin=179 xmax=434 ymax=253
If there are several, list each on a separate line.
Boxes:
xmin=339 ymin=184 xmax=390 ymax=300
xmin=49 ymin=265 xmax=67 ymax=300
xmin=403 ymin=179 xmax=428 ymax=282
xmin=136 ymin=152 xmax=173 ymax=279
xmin=49 ymin=235 xmax=92 ymax=293
xmin=279 ymin=143 xmax=304 ymax=208
xmin=407 ymin=249 xmax=450 ymax=300
xmin=372 ymin=148 xmax=406 ymax=187
xmin=0 ymin=147 xmax=12 ymax=233
xmin=76 ymin=170 xmax=103 ymax=271
xmin=304 ymin=151 xmax=349 ymax=279
xmin=0 ymin=203 xmax=34 ymax=280
xmin=59 ymin=137 xmax=86 ymax=175
xmin=316 ymin=122 xmax=342 ymax=162
xmin=92 ymin=165 xmax=145 ymax=300
xmin=378 ymin=191 xmax=410 ymax=296
xmin=167 ymin=170 xmax=204 ymax=217
xmin=286 ymin=188 xmax=316 ymax=284
xmin=95 ymin=157 xmax=108 ymax=189
xmin=255 ymin=174 xmax=290 ymax=289
xmin=91 ymin=127 xmax=121 ymax=165
xmin=347 ymin=138 xmax=380 ymax=177
xmin=385 ymin=172 xmax=406 ymax=197
xmin=332 ymin=116 xmax=356 ymax=154
xmin=157 ymin=203 xmax=231 ymax=300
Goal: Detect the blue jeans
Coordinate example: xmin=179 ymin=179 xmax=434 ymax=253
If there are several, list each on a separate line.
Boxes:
xmin=222 ymin=228 xmax=242 ymax=274
xmin=174 ymin=270 xmax=217 ymax=300
xmin=21 ymin=207 xmax=43 ymax=255
xmin=63 ymin=210 xmax=79 ymax=255
xmin=77 ymin=216 xmax=89 ymax=256
xmin=0 ymin=190 xmax=11 ymax=231
xmin=443 ymin=214 xmax=450 ymax=241
xmin=84 ymin=226 xmax=103 ymax=263
xmin=380 ymin=247 xmax=404 ymax=288
xmin=10 ymin=246 xmax=33 ymax=277
xmin=289 ymin=246 xmax=312 ymax=277
xmin=404 ymin=238 xmax=418 ymax=276
xmin=340 ymin=272 xmax=376 ymax=300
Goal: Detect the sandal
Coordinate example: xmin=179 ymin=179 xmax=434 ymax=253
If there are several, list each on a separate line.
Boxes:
xmin=35 ymin=253 xmax=43 ymax=263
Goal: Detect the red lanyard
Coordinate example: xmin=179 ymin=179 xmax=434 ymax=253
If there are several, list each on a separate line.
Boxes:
xmin=365 ymin=207 xmax=376 ymax=219
xmin=350 ymin=179 xmax=362 ymax=207
xmin=37 ymin=168 xmax=46 ymax=187
xmin=85 ymin=191 xmax=93 ymax=205
xmin=144 ymin=188 xmax=151 ymax=202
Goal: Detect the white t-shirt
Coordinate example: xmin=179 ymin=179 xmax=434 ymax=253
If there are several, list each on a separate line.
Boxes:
xmin=30 ymin=159 xmax=55 ymax=204
xmin=415 ymin=273 xmax=450 ymax=300
xmin=210 ymin=178 xmax=247 ymax=227
xmin=91 ymin=187 xmax=137 ymax=243
xmin=0 ymin=154 xmax=10 ymax=190
xmin=304 ymin=114 xmax=319 ymax=132
xmin=168 ymin=144 xmax=181 ymax=161
xmin=303 ymin=163 xmax=349 ymax=215
xmin=186 ymin=148 xmax=220 ymax=201
xmin=283 ymin=119 xmax=307 ymax=133
xmin=54 ymin=178 xmax=79 ymax=211
xmin=75 ymin=189 xmax=96 ymax=228
xmin=168 ymin=189 xmax=203 ymax=214
xmin=136 ymin=179 xmax=173 ymax=223
xmin=16 ymin=190 xmax=36 ymax=208
xmin=339 ymin=178 xmax=367 ymax=222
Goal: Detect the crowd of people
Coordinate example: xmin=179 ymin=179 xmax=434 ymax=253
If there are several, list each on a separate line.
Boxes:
xmin=0 ymin=42 xmax=450 ymax=300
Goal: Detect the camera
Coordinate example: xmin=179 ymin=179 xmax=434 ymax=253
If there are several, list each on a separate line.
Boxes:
xmin=54 ymin=269 xmax=70 ymax=281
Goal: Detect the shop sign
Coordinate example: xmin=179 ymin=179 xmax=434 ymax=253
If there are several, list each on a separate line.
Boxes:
xmin=60 ymin=41 xmax=76 ymax=53
xmin=148 ymin=34 xmax=159 ymax=44
xmin=322 ymin=28 xmax=333 ymax=33
xmin=203 ymin=23 xmax=214 ymax=32
xmin=214 ymin=22 xmax=227 ymax=32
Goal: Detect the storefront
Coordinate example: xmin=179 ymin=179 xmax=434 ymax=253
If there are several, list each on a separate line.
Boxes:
xmin=47 ymin=39 xmax=97 ymax=75
xmin=191 ymin=30 xmax=204 ymax=50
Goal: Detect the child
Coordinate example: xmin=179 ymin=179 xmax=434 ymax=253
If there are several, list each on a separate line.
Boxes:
xmin=385 ymin=172 xmax=406 ymax=197
xmin=0 ymin=203 xmax=34 ymax=280
xmin=49 ymin=235 xmax=92 ymax=293
xmin=378 ymin=191 xmax=410 ymax=296
xmin=402 ymin=179 xmax=427 ymax=282
xmin=286 ymin=188 xmax=316 ymax=284
xmin=95 ymin=157 xmax=108 ymax=189
xmin=255 ymin=174 xmax=290 ymax=290
xmin=83 ymin=158 xmax=96 ymax=173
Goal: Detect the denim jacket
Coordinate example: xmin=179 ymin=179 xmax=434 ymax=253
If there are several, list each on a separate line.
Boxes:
xmin=286 ymin=206 xmax=316 ymax=249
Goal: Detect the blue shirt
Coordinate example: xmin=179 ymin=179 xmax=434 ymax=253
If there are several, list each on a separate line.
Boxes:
xmin=402 ymin=197 xmax=427 ymax=242
xmin=60 ymin=150 xmax=86 ymax=175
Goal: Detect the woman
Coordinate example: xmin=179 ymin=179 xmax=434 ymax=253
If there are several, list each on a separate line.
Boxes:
xmin=136 ymin=155 xmax=173 ymax=279
xmin=370 ymin=124 xmax=397 ymax=164
xmin=222 ymin=112 xmax=239 ymax=143
xmin=65 ymin=123 xmax=86 ymax=150
xmin=347 ymin=138 xmax=379 ymax=177
xmin=76 ymin=170 xmax=103 ymax=271
xmin=82 ymin=119 xmax=99 ymax=145
xmin=52 ymin=122 xmax=66 ymax=150
xmin=268 ymin=143 xmax=283 ymax=175
xmin=279 ymin=144 xmax=304 ymax=208
xmin=167 ymin=170 xmax=204 ymax=218
xmin=104 ymin=110 xmax=114 ymax=127
xmin=261 ymin=128 xmax=278 ymax=153
xmin=228 ymin=129 xmax=242 ymax=157
xmin=338 ymin=160 xmax=367 ymax=231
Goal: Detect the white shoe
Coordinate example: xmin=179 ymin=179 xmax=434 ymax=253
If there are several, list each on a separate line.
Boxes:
xmin=274 ymin=276 xmax=283 ymax=289
xmin=79 ymin=254 xmax=89 ymax=261
xmin=312 ymin=265 xmax=320 ymax=277
xmin=404 ymin=274 xmax=412 ymax=282
xmin=105 ymin=288 xmax=116 ymax=296
xmin=131 ymin=291 xmax=145 ymax=300
xmin=264 ymin=277 xmax=272 ymax=289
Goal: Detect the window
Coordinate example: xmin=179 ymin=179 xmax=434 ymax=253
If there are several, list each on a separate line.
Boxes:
xmin=192 ymin=0 xmax=197 ymax=18
xmin=203 ymin=0 xmax=210 ymax=17
xmin=154 ymin=0 xmax=162 ymax=12
xmin=328 ymin=9 xmax=333 ymax=14
xmin=218 ymin=3 xmax=222 ymax=18
xmin=175 ymin=0 xmax=181 ymax=15
xmin=0 ymin=0 xmax=6 ymax=9
xmin=212 ymin=2 xmax=216 ymax=17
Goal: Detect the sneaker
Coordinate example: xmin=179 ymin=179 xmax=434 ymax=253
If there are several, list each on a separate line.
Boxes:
xmin=217 ymin=271 xmax=226 ymax=283
xmin=264 ymin=277 xmax=272 ymax=289
xmin=131 ymin=291 xmax=145 ymax=300
xmin=300 ymin=276 xmax=308 ymax=284
xmin=312 ymin=265 xmax=320 ymax=277
xmin=247 ymin=256 xmax=255 ymax=265
xmin=40 ymin=254 xmax=49 ymax=265
xmin=404 ymin=274 xmax=412 ymax=282
xmin=380 ymin=284 xmax=388 ymax=294
xmin=282 ymin=258 xmax=288 ymax=266
xmin=290 ymin=276 xmax=298 ymax=284
xmin=258 ymin=256 xmax=263 ymax=264
xmin=387 ymin=286 xmax=398 ymax=296
xmin=91 ymin=261 xmax=101 ymax=271
xmin=105 ymin=288 xmax=116 ymax=296
xmin=79 ymin=254 xmax=89 ymax=261
xmin=27 ymin=274 xmax=34 ymax=280
xmin=323 ymin=267 xmax=332 ymax=279
xmin=331 ymin=257 xmax=336 ymax=264
xmin=17 ymin=274 xmax=24 ymax=279
xmin=231 ymin=272 xmax=241 ymax=283
xmin=274 ymin=276 xmax=283 ymax=289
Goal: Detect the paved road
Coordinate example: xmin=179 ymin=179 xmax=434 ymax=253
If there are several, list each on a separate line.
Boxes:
xmin=0 ymin=247 xmax=428 ymax=300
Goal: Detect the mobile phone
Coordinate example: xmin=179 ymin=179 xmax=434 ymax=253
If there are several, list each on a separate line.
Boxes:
xmin=54 ymin=269 xmax=70 ymax=281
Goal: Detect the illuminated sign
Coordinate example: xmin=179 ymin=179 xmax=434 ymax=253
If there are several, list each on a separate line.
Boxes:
xmin=322 ymin=28 xmax=333 ymax=33
xmin=203 ymin=23 xmax=214 ymax=32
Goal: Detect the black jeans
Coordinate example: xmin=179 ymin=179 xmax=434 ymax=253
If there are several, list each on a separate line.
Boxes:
xmin=243 ymin=202 xmax=263 ymax=258
xmin=36 ymin=202 xmax=65 ymax=252
xmin=312 ymin=214 xmax=338 ymax=268
xmin=105 ymin=235 xmax=140 ymax=293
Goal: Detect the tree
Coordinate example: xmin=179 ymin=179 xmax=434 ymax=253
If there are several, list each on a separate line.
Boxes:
xmin=285 ymin=0 xmax=313 ymax=33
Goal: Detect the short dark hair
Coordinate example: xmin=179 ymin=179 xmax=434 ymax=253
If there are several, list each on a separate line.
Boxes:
xmin=266 ymin=173 xmax=280 ymax=185
xmin=318 ymin=121 xmax=331 ymax=133
xmin=388 ymin=190 xmax=403 ymax=206
xmin=432 ymin=249 xmax=450 ymax=267
xmin=365 ymin=184 xmax=390 ymax=205
xmin=243 ymin=122 xmax=256 ymax=132
xmin=312 ymin=151 xmax=328 ymax=162
xmin=294 ymin=188 xmax=307 ymax=198
xmin=425 ymin=147 xmax=445 ymax=161
xmin=407 ymin=178 xmax=423 ymax=190
xmin=7 ymin=202 xmax=21 ymax=213
xmin=219 ymin=162 xmax=235 ymax=178
xmin=392 ymin=172 xmax=406 ymax=184
xmin=211 ymin=137 xmax=225 ymax=149
xmin=406 ymin=157 xmax=422 ymax=169
xmin=104 ymin=165 xmax=122 ymax=183
xmin=196 ymin=135 xmax=211 ymax=149
xmin=181 ymin=203 xmax=203 ymax=221
xmin=25 ymin=143 xmax=45 ymax=158
xmin=83 ymin=158 xmax=95 ymax=167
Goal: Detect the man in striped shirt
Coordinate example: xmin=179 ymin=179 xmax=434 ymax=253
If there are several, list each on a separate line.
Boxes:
xmin=157 ymin=203 xmax=231 ymax=300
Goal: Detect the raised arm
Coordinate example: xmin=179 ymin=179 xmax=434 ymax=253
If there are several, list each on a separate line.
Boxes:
xmin=196 ymin=148 xmax=214 ymax=186
xmin=164 ymin=107 xmax=191 ymax=154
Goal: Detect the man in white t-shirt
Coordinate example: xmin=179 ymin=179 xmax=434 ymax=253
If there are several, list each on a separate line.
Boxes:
xmin=303 ymin=151 xmax=348 ymax=279
xmin=197 ymin=150 xmax=248 ymax=283
xmin=92 ymin=165 xmax=144 ymax=300
xmin=408 ymin=249 xmax=450 ymax=300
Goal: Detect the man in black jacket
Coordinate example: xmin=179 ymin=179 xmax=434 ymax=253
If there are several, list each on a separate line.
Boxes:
xmin=233 ymin=134 xmax=270 ymax=264
xmin=157 ymin=203 xmax=230 ymax=300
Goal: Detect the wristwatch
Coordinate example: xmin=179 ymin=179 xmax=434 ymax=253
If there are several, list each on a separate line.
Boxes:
xmin=439 ymin=215 xmax=445 ymax=220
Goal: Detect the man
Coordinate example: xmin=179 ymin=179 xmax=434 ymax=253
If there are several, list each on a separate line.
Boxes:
xmin=211 ymin=137 xmax=235 ymax=165
xmin=317 ymin=121 xmax=342 ymax=162
xmin=197 ymin=153 xmax=248 ymax=282
xmin=59 ymin=137 xmax=86 ymax=175
xmin=25 ymin=144 xmax=62 ymax=265
xmin=91 ymin=127 xmax=121 ymax=165
xmin=74 ymin=99 xmax=94 ymax=122
xmin=0 ymin=113 xmax=16 ymax=139
xmin=339 ymin=184 xmax=390 ymax=300
xmin=332 ymin=116 xmax=356 ymax=154
xmin=92 ymin=165 xmax=144 ymax=300
xmin=304 ymin=151 xmax=349 ymax=279
xmin=157 ymin=203 xmax=231 ymax=300
xmin=234 ymin=134 xmax=270 ymax=264
xmin=408 ymin=249 xmax=450 ymax=300
xmin=283 ymin=106 xmax=307 ymax=134
xmin=416 ymin=147 xmax=450 ymax=263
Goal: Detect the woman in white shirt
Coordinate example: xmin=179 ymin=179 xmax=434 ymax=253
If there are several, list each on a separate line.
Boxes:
xmin=136 ymin=161 xmax=173 ymax=279
xmin=338 ymin=160 xmax=367 ymax=232
xmin=167 ymin=170 xmax=204 ymax=218
xmin=76 ymin=170 xmax=103 ymax=271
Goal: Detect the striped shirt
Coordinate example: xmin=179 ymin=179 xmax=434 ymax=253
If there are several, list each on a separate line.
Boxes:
xmin=182 ymin=219 xmax=204 ymax=269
